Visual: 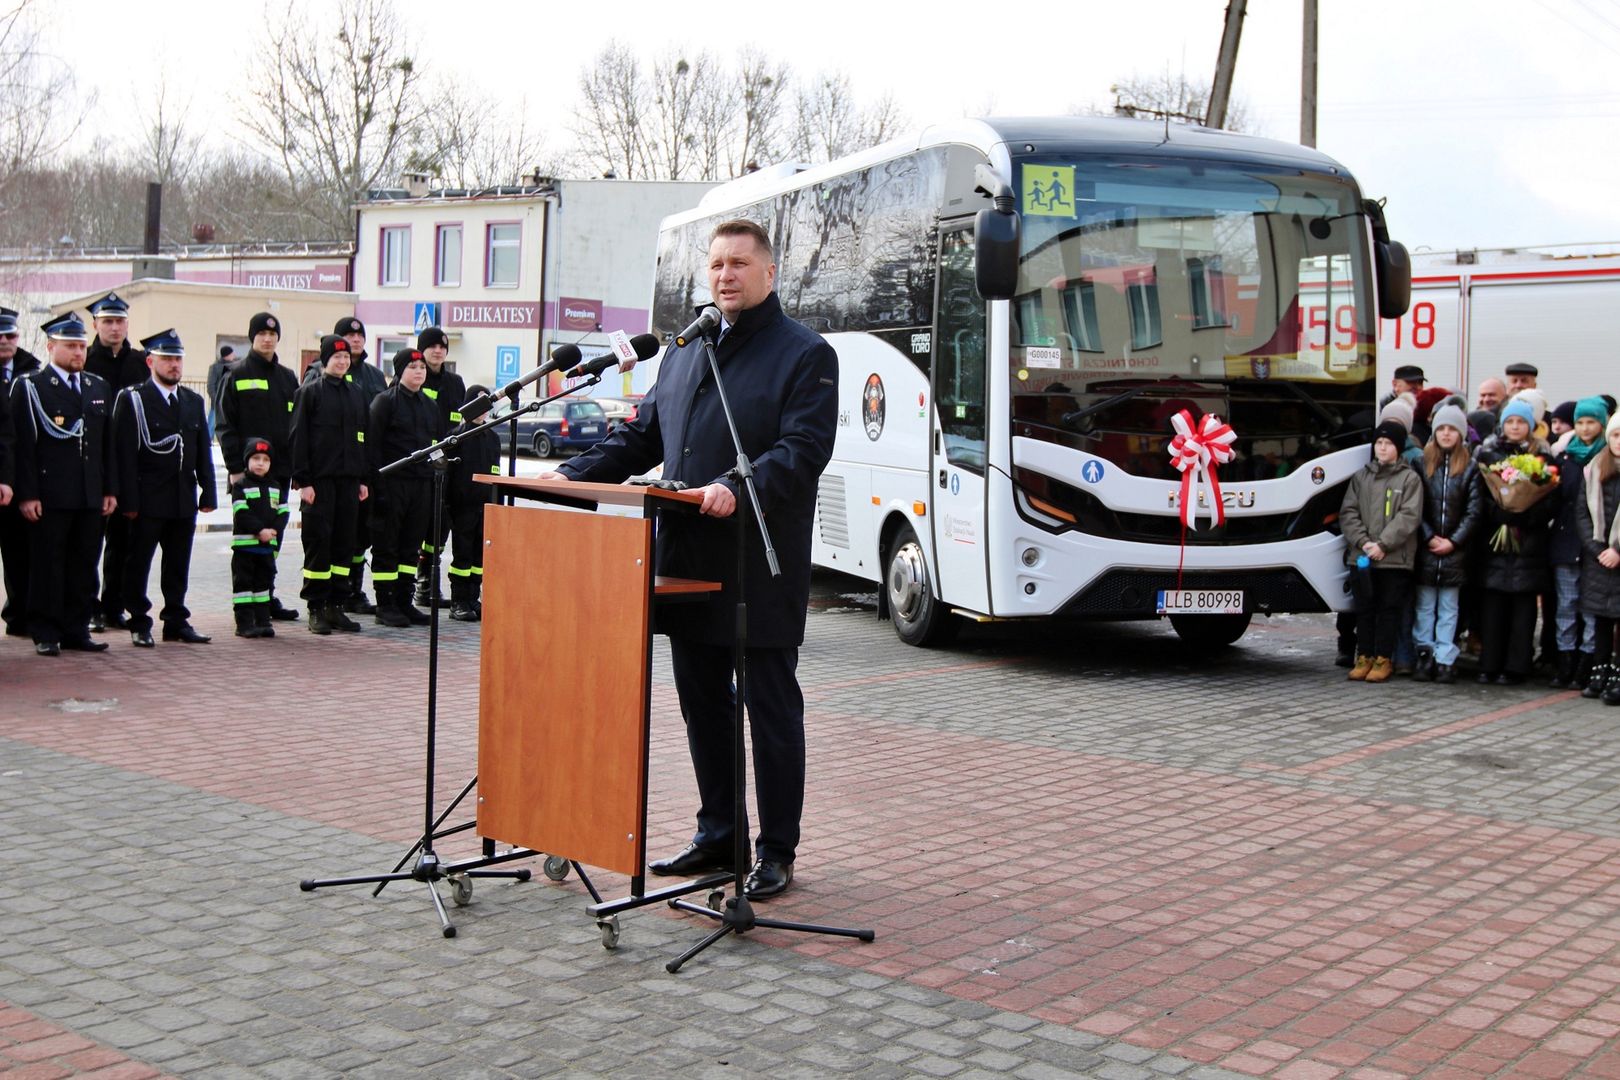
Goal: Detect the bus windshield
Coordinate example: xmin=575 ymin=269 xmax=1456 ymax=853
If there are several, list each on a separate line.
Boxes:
xmin=1009 ymin=154 xmax=1376 ymax=481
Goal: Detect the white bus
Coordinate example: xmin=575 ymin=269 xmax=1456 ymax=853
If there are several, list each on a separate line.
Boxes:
xmin=652 ymin=117 xmax=1412 ymax=647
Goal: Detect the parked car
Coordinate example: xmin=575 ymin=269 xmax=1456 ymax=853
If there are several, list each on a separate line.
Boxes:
xmin=493 ymin=398 xmax=611 ymax=458
xmin=596 ymin=395 xmax=644 ymax=430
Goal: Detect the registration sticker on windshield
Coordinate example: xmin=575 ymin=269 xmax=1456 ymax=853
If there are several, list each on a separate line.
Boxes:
xmin=1026 ymin=346 xmax=1061 ymax=369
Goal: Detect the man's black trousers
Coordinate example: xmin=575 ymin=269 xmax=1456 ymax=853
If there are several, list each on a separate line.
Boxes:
xmin=122 ymin=514 xmax=198 ymax=633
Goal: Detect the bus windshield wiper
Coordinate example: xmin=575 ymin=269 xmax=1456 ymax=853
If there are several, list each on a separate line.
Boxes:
xmin=1062 ymin=386 xmax=1150 ymax=429
xmin=1234 ymin=378 xmax=1341 ymax=434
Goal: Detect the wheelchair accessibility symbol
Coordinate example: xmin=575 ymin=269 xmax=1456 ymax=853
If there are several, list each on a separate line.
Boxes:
xmin=1081 ymin=460 xmax=1105 ymax=484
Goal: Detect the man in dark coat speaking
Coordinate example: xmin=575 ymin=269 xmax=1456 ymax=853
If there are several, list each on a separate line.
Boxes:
xmin=546 ymin=218 xmax=838 ymax=900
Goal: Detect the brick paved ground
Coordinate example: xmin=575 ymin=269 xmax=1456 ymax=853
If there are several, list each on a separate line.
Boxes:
xmin=4 ymin=504 xmax=1620 ymax=1078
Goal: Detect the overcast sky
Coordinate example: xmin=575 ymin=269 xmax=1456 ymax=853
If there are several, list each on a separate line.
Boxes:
xmin=49 ymin=0 xmax=1620 ymax=253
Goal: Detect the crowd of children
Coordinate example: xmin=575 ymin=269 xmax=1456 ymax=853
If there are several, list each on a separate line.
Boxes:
xmin=1339 ymin=370 xmax=1620 ymax=704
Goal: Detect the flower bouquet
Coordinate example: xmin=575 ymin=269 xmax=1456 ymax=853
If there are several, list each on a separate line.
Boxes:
xmin=1483 ymin=453 xmax=1559 ymax=551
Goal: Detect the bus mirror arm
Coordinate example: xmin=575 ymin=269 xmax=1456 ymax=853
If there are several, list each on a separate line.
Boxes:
xmin=973 ymin=164 xmax=1016 ymax=214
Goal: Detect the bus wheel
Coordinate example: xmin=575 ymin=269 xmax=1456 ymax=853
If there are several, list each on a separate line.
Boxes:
xmin=885 ymin=525 xmax=958 ymax=647
xmin=1169 ymin=613 xmax=1251 ymax=649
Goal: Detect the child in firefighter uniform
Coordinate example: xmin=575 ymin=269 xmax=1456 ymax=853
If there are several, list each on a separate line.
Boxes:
xmin=446 ymin=384 xmax=502 ymax=621
xmin=290 ymin=334 xmax=370 ymax=635
xmin=230 ymin=438 xmax=289 ymax=638
xmin=369 ymin=348 xmax=443 ymax=627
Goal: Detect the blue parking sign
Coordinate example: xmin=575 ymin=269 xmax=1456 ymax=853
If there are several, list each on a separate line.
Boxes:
xmin=494 ymin=345 xmax=521 ymax=386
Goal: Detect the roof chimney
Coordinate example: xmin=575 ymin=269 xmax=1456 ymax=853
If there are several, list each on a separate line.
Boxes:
xmin=403 ymin=170 xmax=431 ymax=198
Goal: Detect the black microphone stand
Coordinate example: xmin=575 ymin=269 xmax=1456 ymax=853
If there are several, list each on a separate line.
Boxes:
xmin=296 ymin=399 xmax=576 ymax=935
xmin=663 ymin=329 xmax=874 ymax=973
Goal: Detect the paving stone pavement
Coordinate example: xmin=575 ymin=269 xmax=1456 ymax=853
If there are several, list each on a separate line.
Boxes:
xmin=4 ymin=505 xmax=1620 ymax=1078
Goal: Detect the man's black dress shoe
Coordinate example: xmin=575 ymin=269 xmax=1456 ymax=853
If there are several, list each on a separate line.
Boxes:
xmin=35 ymin=641 xmax=60 ymax=657
xmin=89 ymin=613 xmax=106 ymax=633
xmin=743 ymin=859 xmax=793 ymax=900
xmin=163 ymin=623 xmax=211 ymax=644
xmin=649 ymin=842 xmax=733 ymax=877
xmin=269 ymin=603 xmax=300 ymax=621
xmin=61 ymin=637 xmax=110 ymax=653
xmin=130 ymin=630 xmax=156 ymax=648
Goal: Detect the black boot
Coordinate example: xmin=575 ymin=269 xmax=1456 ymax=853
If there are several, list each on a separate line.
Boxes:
xmin=1574 ymin=653 xmax=1594 ymax=691
xmin=268 ymin=594 xmax=300 ymax=621
xmin=375 ymin=580 xmax=410 ymax=628
xmin=1549 ymin=650 xmax=1577 ymax=689
xmin=234 ymin=607 xmax=258 ymax=639
xmin=1582 ymin=663 xmax=1612 ymax=700
xmin=1415 ymin=648 xmax=1436 ymax=682
xmin=327 ymin=602 xmax=363 ymax=633
xmin=1606 ymin=680 xmax=1620 ymax=706
xmin=254 ymin=605 xmax=276 ymax=638
xmin=344 ymin=561 xmax=377 ymax=614
xmin=1434 ymin=663 xmax=1457 ymax=685
xmin=400 ymin=579 xmax=431 ymax=625
xmin=307 ymin=602 xmax=334 ymax=636
xmin=449 ymin=575 xmax=478 ymax=622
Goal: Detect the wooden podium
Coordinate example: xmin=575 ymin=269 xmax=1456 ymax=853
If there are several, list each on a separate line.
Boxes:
xmin=474 ymin=476 xmax=720 ymax=895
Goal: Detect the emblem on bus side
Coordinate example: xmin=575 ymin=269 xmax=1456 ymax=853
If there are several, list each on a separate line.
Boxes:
xmin=1311 ymin=466 xmax=1326 ymax=485
xmin=863 ymin=373 xmax=885 ymax=441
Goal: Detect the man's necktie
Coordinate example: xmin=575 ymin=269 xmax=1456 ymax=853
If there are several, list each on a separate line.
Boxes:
xmin=69 ymin=373 xmax=80 ymax=394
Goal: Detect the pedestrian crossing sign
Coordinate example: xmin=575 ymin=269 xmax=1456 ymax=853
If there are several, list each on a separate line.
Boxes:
xmin=1021 ymin=164 xmax=1076 ymax=217
xmin=413 ymin=303 xmax=439 ymax=333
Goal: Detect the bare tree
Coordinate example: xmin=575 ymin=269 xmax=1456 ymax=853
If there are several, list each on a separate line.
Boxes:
xmin=647 ymin=50 xmax=723 ymax=181
xmin=731 ymin=49 xmax=790 ymax=174
xmin=236 ymin=0 xmax=424 ymax=238
xmin=138 ymin=76 xmax=204 ymax=187
xmin=410 ymin=78 xmax=558 ymax=189
xmin=789 ymin=73 xmax=906 ymax=163
xmin=1089 ymin=68 xmax=1254 ymax=131
xmin=0 ymin=1 xmax=89 ymax=201
xmin=571 ymin=40 xmax=649 ymax=179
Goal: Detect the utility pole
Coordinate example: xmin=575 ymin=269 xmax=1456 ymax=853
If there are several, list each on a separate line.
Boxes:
xmin=1301 ymin=0 xmax=1318 ymax=147
xmin=1207 ymin=0 xmax=1247 ymax=129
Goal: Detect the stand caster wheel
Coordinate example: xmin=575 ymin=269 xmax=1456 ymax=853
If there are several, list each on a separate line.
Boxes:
xmin=598 ymin=915 xmax=620 ymax=950
xmin=449 ymin=875 xmax=472 ymax=907
xmin=543 ymin=855 xmax=570 ymax=881
xmin=708 ymin=890 xmax=725 ymax=912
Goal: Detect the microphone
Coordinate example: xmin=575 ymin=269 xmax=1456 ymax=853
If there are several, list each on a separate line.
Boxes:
xmin=564 ymin=333 xmax=661 ymax=379
xmin=459 ymin=345 xmax=584 ymax=418
xmin=674 ymin=305 xmax=722 ymax=348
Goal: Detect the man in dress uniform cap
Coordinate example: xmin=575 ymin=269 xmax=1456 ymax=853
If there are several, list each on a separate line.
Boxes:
xmin=112 ymin=329 xmax=217 ymax=647
xmin=85 ymin=290 xmax=149 ymax=633
xmin=9 ymin=312 xmax=118 ymax=655
xmin=0 ymin=305 xmax=43 ymax=636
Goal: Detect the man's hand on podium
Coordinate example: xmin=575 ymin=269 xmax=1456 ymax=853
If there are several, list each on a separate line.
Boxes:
xmin=536 ymin=470 xmax=568 ymax=482
xmin=696 ymin=483 xmax=735 ymax=518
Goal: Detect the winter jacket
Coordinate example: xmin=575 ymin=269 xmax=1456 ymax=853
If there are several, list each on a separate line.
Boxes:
xmin=1576 ymin=463 xmax=1620 ymax=619
xmin=217 ymin=351 xmax=299 ymax=478
xmin=301 ymin=352 xmax=388 ymax=402
xmin=290 ymin=373 xmax=370 ymax=484
xmin=85 ymin=338 xmax=149 ymax=394
xmin=1340 ymin=458 xmax=1425 ymax=572
xmin=1550 ymin=439 xmax=1603 ymax=565
xmin=1474 ymin=434 xmax=1557 ymax=594
xmin=422 ymin=366 xmax=468 ymax=431
xmin=230 ymin=477 xmax=287 ymax=556
xmin=1415 ymin=454 xmax=1483 ymax=588
xmin=368 ymin=383 xmax=444 ymax=484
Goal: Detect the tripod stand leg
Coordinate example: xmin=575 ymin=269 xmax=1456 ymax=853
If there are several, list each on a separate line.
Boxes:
xmin=753 ymin=916 xmax=875 ymax=941
xmin=427 ymin=878 xmax=455 ymax=938
xmin=665 ymin=923 xmax=734 ymax=974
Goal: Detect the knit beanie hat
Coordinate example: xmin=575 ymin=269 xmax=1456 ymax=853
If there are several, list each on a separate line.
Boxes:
xmin=1468 ymin=408 xmax=1498 ymax=440
xmin=417 ymin=326 xmax=449 ymax=351
xmin=248 ymin=312 xmax=280 ymax=339
xmin=1373 ymin=419 xmax=1408 ymax=451
xmin=1609 ymin=412 xmax=1620 ymax=442
xmin=1430 ymin=403 xmax=1469 ymax=438
xmin=318 ymin=334 xmax=350 ymax=365
xmin=392 ymin=347 xmax=425 ymax=379
xmin=334 ymin=316 xmax=365 ymax=337
xmin=1501 ymin=398 xmax=1536 ymax=427
xmin=1414 ymin=386 xmax=1451 ymax=429
xmin=1512 ymin=388 xmax=1547 ymax=424
xmin=1575 ymin=396 xmax=1610 ymax=426
xmin=1379 ymin=397 xmax=1415 ymax=435
xmin=1552 ymin=400 xmax=1577 ymax=428
xmin=244 ymin=435 xmax=274 ymax=463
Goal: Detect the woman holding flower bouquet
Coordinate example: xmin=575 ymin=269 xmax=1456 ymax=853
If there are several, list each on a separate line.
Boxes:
xmin=1474 ymin=398 xmax=1559 ymax=685
xmin=1576 ymin=412 xmax=1620 ymax=705
xmin=1340 ymin=419 xmax=1425 ymax=683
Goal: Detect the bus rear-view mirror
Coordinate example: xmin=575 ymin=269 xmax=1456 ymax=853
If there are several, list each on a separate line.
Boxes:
xmin=974 ymin=207 xmax=1020 ymax=301
xmin=1377 ymin=238 xmax=1412 ymax=319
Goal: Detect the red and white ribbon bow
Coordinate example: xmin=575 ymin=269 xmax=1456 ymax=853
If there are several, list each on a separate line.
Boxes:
xmin=1168 ymin=410 xmax=1237 ymax=529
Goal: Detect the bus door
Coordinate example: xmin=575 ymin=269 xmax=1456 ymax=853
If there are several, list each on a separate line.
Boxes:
xmin=929 ymin=225 xmax=991 ymax=614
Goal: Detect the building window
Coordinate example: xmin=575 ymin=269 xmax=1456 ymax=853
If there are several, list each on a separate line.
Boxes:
xmin=380 ymin=226 xmax=410 ymax=287
xmin=1126 ymin=269 xmax=1162 ymax=350
xmin=486 ymin=222 xmax=520 ymax=288
xmin=1188 ymin=256 xmax=1229 ymax=329
xmin=435 ymin=225 xmax=462 ymax=287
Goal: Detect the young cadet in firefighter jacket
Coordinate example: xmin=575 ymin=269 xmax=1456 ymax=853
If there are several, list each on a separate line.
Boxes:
xmin=368 ymin=348 xmax=443 ymax=628
xmin=290 ymin=335 xmax=370 ymax=636
xmin=230 ymin=437 xmax=288 ymax=638
xmin=216 ymin=311 xmax=301 ymax=620
xmin=445 ymin=384 xmax=502 ymax=622
xmin=414 ymin=326 xmax=466 ymax=607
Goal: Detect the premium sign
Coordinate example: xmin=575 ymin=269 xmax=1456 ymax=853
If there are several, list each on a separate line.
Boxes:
xmin=446 ymin=302 xmax=539 ymax=329
xmin=559 ymin=296 xmax=602 ymax=331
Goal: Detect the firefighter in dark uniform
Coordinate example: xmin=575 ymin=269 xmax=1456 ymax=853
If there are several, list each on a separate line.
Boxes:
xmin=9 ymin=312 xmax=118 ymax=655
xmin=369 ymin=348 xmax=441 ymax=628
xmin=0 ymin=305 xmax=42 ymax=637
xmin=321 ymin=316 xmax=388 ymax=615
xmin=84 ymin=291 xmax=148 ymax=632
xmin=445 ymin=384 xmax=502 ymax=621
xmin=112 ymin=329 xmax=216 ymax=647
xmin=229 ymin=438 xmax=287 ymax=638
xmin=414 ymin=326 xmax=465 ymax=608
xmin=290 ymin=334 xmax=369 ymax=635
xmin=216 ymin=311 xmax=301 ymax=621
